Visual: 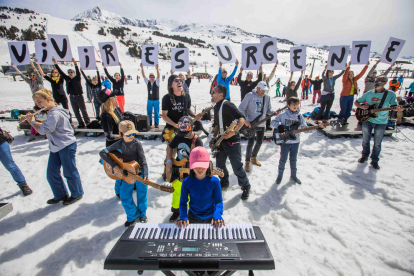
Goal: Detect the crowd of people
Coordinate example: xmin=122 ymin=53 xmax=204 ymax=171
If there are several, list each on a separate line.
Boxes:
xmin=1 ymin=56 xmax=411 ymax=228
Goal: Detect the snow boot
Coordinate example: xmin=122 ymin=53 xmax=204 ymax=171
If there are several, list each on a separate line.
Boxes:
xmin=169 ymin=208 xmax=180 ymax=222
xmin=241 ymin=185 xmax=250 ymax=201
xmin=358 ymin=156 xmax=368 ymax=163
xmin=62 ymin=195 xmax=83 ymax=205
xmin=290 ymin=170 xmax=302 ymax=184
xmin=250 ymin=157 xmax=261 ymax=167
xmin=47 ymin=195 xmax=69 ymax=205
xmin=125 ymin=218 xmax=139 ymax=227
xmin=18 ymin=183 xmax=33 ymax=196
xmin=371 ymin=161 xmax=380 ymax=170
xmin=244 ymin=161 xmax=251 ymax=172
xmin=140 ymin=216 xmax=148 ymax=223
xmin=276 ymin=169 xmax=284 ymax=184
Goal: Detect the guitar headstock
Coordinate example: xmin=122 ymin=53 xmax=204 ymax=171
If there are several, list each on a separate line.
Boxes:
xmin=211 ymin=167 xmax=224 ymax=177
xmin=227 ymin=120 xmax=238 ymax=132
xmin=160 ymin=183 xmax=174 ymax=193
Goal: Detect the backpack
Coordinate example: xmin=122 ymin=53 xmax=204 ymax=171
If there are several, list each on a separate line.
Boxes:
xmin=10 ymin=109 xmax=20 ymax=120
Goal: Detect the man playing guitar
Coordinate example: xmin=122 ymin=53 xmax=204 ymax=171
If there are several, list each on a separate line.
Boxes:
xmin=354 ymin=75 xmax=403 ymax=170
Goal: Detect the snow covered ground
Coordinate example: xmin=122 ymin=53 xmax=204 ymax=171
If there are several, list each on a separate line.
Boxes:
xmin=1 ymin=6 xmax=414 ymax=275
xmin=1 ymin=62 xmax=414 ymax=276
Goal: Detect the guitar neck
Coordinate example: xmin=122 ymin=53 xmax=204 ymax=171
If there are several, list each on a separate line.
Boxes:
xmin=129 ymin=173 xmax=169 ymax=192
xmin=251 ymin=106 xmax=287 ymax=128
xmin=291 ymin=125 xmax=320 ymax=134
xmin=370 ymin=106 xmax=398 ymax=113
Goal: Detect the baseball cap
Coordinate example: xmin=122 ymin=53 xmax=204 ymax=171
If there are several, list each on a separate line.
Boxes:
xmin=189 ymin=146 xmax=210 ymax=169
xmin=119 ymin=120 xmax=139 ymax=136
xmin=98 ymin=88 xmax=117 ymax=103
xmin=247 ymin=71 xmax=253 ymax=76
xmin=177 ymin=116 xmax=194 ymax=137
xmin=257 ymin=81 xmax=269 ymax=91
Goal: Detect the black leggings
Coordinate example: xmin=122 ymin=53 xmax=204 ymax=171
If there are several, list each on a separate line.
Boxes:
xmin=245 ymin=127 xmax=265 ymax=161
xmin=316 ymin=99 xmax=334 ymax=120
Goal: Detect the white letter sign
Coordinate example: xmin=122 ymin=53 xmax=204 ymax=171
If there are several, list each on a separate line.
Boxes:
xmin=242 ymin=43 xmax=262 ymax=70
xmin=47 ymin=34 xmax=73 ymax=61
xmin=327 ymin=45 xmax=350 ymax=70
xmin=141 ymin=45 xmax=159 ymax=67
xmin=212 ymin=44 xmax=236 ymax=64
xmin=8 ymin=41 xmax=31 ymax=65
xmin=290 ymin=46 xmax=306 ymax=72
xmin=260 ymin=37 xmax=278 ymax=64
xmin=98 ymin=42 xmax=119 ymax=67
xmin=351 ymin=41 xmax=371 ymax=65
xmin=78 ymin=46 xmax=97 ymax=70
xmin=171 ymin=48 xmax=189 ymax=72
xmin=380 ymin=37 xmax=405 ymax=65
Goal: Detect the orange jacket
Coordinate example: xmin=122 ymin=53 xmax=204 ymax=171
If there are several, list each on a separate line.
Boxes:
xmin=389 ymin=80 xmax=400 ymax=90
xmin=340 ymin=65 xmax=368 ymax=96
xmin=301 ymin=78 xmax=311 ymax=88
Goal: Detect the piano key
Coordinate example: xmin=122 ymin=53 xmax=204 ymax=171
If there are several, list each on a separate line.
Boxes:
xmin=241 ymin=225 xmax=247 ymax=239
xmin=213 ymin=228 xmax=217 ymax=240
xmin=218 ymin=227 xmax=222 ymax=239
xmin=245 ymin=227 xmax=251 ymax=239
xmin=223 ymin=226 xmax=227 ymax=239
xmin=138 ymin=227 xmax=146 ymax=239
xmin=250 ymin=227 xmax=256 ymax=239
xmin=169 ymin=226 xmax=175 ymax=239
xmin=164 ymin=227 xmax=169 ymax=239
xmin=232 ymin=228 xmax=237 ymax=239
xmin=143 ymin=227 xmax=152 ymax=239
xmin=184 ymin=228 xmax=189 ymax=240
xmin=179 ymin=227 xmax=185 ymax=239
xmin=129 ymin=224 xmax=140 ymax=239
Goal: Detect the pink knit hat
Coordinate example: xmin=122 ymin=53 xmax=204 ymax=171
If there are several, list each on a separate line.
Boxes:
xmin=189 ymin=146 xmax=210 ymax=169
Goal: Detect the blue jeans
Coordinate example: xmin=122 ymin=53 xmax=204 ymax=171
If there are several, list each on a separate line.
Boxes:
xmin=302 ymin=87 xmax=309 ymax=98
xmin=338 ymin=95 xmax=354 ymax=120
xmin=93 ymin=101 xmax=102 ymax=119
xmin=362 ymin=122 xmax=387 ymax=162
xmin=46 ymin=142 xmax=83 ymax=199
xmin=0 ymin=141 xmax=26 ymax=185
xmin=147 ymin=100 xmax=160 ymax=126
xmin=279 ymin=143 xmax=299 ymax=172
xmin=216 ymin=142 xmax=250 ymax=188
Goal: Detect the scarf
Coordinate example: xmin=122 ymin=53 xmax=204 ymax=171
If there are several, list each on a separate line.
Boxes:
xmin=51 ymin=76 xmax=60 ymax=83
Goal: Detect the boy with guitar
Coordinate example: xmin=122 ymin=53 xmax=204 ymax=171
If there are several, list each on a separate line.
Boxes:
xmin=272 ymin=97 xmax=324 ymax=184
xmin=99 ymin=120 xmax=149 ymax=226
xmin=166 ymin=116 xmax=204 ymax=222
xmin=210 ymin=85 xmax=251 ymax=200
xmin=355 ymin=75 xmax=403 ymax=170
xmin=238 ymin=81 xmax=281 ymax=172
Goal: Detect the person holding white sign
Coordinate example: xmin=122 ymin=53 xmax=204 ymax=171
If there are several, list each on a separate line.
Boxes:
xmin=217 ymin=60 xmax=239 ymax=101
xmin=364 ymin=60 xmax=395 ymax=94
xmin=103 ymin=62 xmax=126 ymax=112
xmin=314 ymin=65 xmax=345 ymax=123
xmin=53 ymin=57 xmax=90 ymax=128
xmin=12 ymin=61 xmax=44 ymax=94
xmin=141 ymin=63 xmax=160 ymax=129
xmin=81 ymin=67 xmax=102 ymax=120
xmin=285 ymin=71 xmax=304 ymax=101
xmin=36 ymin=61 xmax=71 ymax=122
xmin=237 ymin=63 xmax=263 ymax=101
xmin=338 ymin=61 xmax=369 ymax=124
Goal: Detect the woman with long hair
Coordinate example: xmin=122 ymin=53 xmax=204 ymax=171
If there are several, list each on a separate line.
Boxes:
xmin=26 ymin=88 xmax=83 ymax=205
xmin=103 ymin=62 xmax=126 ymax=112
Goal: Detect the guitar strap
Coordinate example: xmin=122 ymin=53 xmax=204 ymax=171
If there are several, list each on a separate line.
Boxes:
xmin=378 ymin=90 xmax=389 ymax=109
xmin=191 ymin=134 xmax=198 ymax=151
xmin=219 ymin=100 xmax=228 ymax=135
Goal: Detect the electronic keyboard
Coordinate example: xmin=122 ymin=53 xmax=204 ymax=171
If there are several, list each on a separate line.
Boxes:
xmin=104 ymin=223 xmax=275 ymax=272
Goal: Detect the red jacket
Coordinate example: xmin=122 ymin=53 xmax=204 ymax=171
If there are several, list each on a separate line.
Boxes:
xmin=340 ymin=65 xmax=368 ymax=96
xmin=301 ymin=78 xmax=311 ymax=88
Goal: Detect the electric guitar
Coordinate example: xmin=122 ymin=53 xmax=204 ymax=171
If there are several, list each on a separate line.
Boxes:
xmin=240 ymin=106 xmax=288 ymax=138
xmin=163 ymin=128 xmax=178 ymax=143
xmin=103 ymin=151 xmax=174 ymax=193
xmin=273 ymin=122 xmax=330 ymax=145
xmin=355 ymin=103 xmax=414 ymax=123
xmin=211 ymin=120 xmax=238 ymax=158
xmin=166 ymin=158 xmax=225 ymax=182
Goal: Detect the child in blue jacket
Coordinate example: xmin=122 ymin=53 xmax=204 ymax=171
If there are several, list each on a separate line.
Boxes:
xmin=176 ymin=146 xmax=225 ymax=228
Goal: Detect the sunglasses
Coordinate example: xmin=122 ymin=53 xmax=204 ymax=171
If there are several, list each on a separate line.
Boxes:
xmin=29 ymin=75 xmax=35 ymax=77
xmin=125 ymin=133 xmax=137 ymax=137
xmin=174 ymin=79 xmax=183 ymax=83
xmin=52 ymin=71 xmax=58 ymax=74
xmin=149 ymin=76 xmax=155 ymax=78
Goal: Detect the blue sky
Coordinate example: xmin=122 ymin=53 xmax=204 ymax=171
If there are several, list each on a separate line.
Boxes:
xmin=3 ymin=0 xmax=413 ymax=56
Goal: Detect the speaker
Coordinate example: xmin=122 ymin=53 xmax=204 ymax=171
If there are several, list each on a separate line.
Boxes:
xmin=135 ymin=114 xmax=150 ymax=132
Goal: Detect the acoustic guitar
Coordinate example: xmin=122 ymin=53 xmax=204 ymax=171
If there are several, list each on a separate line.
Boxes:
xmin=103 ymin=151 xmax=174 ymax=193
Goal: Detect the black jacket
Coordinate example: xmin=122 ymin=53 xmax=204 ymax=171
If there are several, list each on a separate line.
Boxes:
xmin=43 ymin=74 xmax=66 ymax=99
xmin=237 ymin=72 xmax=262 ymax=101
xmin=55 ymin=64 xmax=84 ymax=96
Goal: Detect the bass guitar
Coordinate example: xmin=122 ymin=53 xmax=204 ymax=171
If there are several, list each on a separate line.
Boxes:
xmin=240 ymin=106 xmax=288 ymax=139
xmin=355 ymin=103 xmax=414 ymax=123
xmin=103 ymin=151 xmax=174 ymax=193
xmin=273 ymin=122 xmax=330 ymax=145
xmin=211 ymin=120 xmax=238 ymax=158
